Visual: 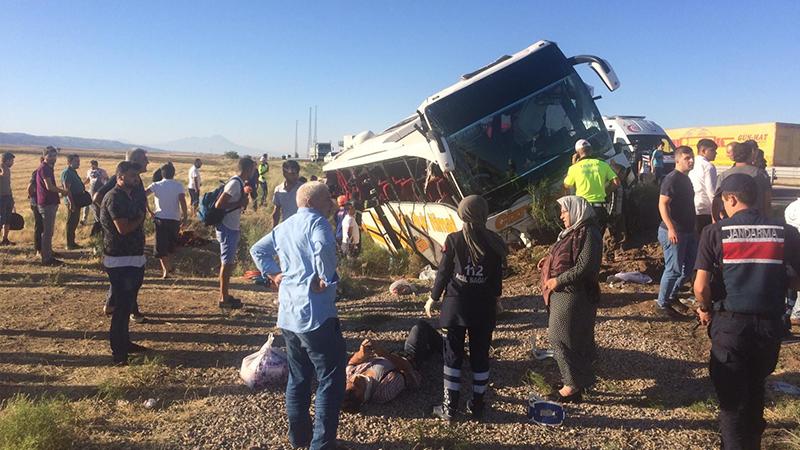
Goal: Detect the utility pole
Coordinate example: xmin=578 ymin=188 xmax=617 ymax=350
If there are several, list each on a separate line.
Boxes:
xmin=294 ymin=119 xmax=298 ymax=159
xmin=313 ymin=105 xmax=318 ymax=147
xmin=306 ymin=107 xmax=312 ymax=159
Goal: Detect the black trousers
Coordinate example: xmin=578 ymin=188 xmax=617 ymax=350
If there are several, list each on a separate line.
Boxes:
xmin=710 ymin=313 xmax=783 ymax=450
xmin=66 ymin=205 xmax=81 ymax=247
xmin=696 ymin=214 xmax=713 ymax=235
xmin=107 ymin=266 xmax=145 ymax=362
xmin=592 ymin=205 xmax=608 ymax=235
xmin=404 ymin=320 xmax=443 ymax=365
xmin=443 ymin=325 xmax=493 ymax=398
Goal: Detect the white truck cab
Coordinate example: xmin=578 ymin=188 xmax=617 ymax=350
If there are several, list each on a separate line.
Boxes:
xmin=603 ymin=115 xmax=676 ymax=174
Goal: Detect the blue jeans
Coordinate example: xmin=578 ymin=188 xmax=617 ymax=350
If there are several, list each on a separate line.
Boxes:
xmin=657 ymin=227 xmax=698 ymax=308
xmin=281 ymin=318 xmax=346 ymax=450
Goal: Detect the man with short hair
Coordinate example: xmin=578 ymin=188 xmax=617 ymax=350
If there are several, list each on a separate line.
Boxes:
xmin=694 ymin=174 xmax=800 ymax=449
xmin=95 ymin=148 xmax=150 ymax=322
xmin=563 ymin=139 xmax=620 ymax=232
xmin=656 ymin=146 xmax=697 ymax=318
xmin=36 ymin=147 xmax=69 ymax=265
xmin=0 ymin=152 xmax=16 ymax=245
xmin=146 ymin=162 xmax=187 ymax=279
xmin=689 ymin=139 xmax=719 ymax=234
xmin=61 ymin=154 xmax=87 ymax=249
xmin=215 ymin=157 xmax=255 ymax=309
xmin=83 ymin=160 xmax=108 ymax=225
xmin=187 ymin=158 xmax=202 ymax=216
xmin=250 ymin=182 xmax=343 ymax=450
xmin=100 ymin=161 xmax=150 ymax=365
xmin=258 ymin=155 xmax=269 ymax=207
xmin=272 ymin=159 xmax=301 ymax=227
xmin=714 ymin=143 xmax=772 ymax=220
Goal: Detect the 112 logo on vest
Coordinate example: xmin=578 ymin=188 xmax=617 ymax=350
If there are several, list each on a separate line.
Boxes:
xmin=721 ymin=225 xmax=784 ymax=264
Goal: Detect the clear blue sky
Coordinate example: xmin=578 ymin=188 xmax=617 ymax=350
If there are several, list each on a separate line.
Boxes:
xmin=1 ymin=0 xmax=798 ymax=153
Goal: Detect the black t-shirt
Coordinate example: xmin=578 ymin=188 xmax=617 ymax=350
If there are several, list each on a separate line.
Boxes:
xmin=100 ymin=185 xmax=147 ymax=257
xmin=660 ymin=170 xmax=696 ymax=233
xmin=431 ymin=231 xmax=505 ymax=328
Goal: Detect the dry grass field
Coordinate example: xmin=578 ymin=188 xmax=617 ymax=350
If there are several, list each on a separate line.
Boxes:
xmin=1 ymin=146 xmax=799 ymax=449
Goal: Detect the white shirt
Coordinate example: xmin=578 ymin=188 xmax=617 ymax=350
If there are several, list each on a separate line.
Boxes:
xmin=147 ymin=179 xmax=185 ymax=221
xmin=221 ymin=177 xmax=243 ymax=230
xmin=188 ymin=166 xmax=201 ymax=190
xmin=272 ymin=181 xmax=300 ymax=222
xmin=688 ymin=155 xmax=717 ymax=215
xmin=342 ymin=214 xmax=360 ymax=245
xmin=786 ymin=198 xmax=800 ymax=232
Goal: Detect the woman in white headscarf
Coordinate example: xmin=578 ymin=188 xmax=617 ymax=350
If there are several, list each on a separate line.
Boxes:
xmin=539 ymin=195 xmax=602 ymax=403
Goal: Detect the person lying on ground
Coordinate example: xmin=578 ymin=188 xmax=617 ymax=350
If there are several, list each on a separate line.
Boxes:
xmin=342 ymin=320 xmax=443 ymax=413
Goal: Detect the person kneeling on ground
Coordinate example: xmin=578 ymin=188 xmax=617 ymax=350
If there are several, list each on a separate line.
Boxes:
xmin=342 ymin=320 xmax=443 ymax=412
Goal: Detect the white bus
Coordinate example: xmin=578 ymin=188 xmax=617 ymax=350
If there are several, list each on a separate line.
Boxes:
xmin=324 ymin=40 xmax=622 ymax=267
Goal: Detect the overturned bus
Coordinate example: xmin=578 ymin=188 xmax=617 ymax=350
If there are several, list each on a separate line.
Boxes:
xmin=324 ymin=40 xmax=623 ymax=267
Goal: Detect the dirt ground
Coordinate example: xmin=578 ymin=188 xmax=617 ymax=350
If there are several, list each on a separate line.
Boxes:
xmin=1 ymin=147 xmax=800 ymax=449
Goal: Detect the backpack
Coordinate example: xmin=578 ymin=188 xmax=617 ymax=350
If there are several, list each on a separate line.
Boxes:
xmin=198 ymin=177 xmax=243 ymax=226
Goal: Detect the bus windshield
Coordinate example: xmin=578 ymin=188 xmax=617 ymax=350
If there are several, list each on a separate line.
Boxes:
xmin=442 ymin=72 xmax=610 ymax=214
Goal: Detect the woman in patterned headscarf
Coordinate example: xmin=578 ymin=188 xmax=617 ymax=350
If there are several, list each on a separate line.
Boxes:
xmin=539 ymin=195 xmax=602 ymax=403
xmin=425 ymin=195 xmax=507 ymax=421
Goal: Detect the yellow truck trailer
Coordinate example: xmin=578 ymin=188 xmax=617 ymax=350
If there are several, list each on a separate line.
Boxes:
xmin=666 ymin=122 xmax=800 ymax=167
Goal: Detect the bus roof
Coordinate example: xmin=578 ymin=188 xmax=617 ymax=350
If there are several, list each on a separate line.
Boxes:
xmin=323 ymin=115 xmax=435 ymax=172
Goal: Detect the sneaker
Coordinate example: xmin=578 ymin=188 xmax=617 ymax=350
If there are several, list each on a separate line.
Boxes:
xmin=671 ymin=300 xmax=691 ymax=314
xmin=112 ymin=357 xmax=129 ymax=367
xmin=431 ymin=404 xmax=456 ymax=421
xmin=103 ymin=304 xmax=115 ymax=316
xmin=131 ymin=313 xmax=148 ymax=324
xmin=127 ymin=342 xmax=150 ymax=353
xmin=467 ymin=399 xmax=485 ymax=420
xmin=219 ymin=296 xmax=243 ymax=310
xmin=656 ymin=305 xmax=685 ymax=320
xmin=41 ymin=258 xmax=64 ymax=267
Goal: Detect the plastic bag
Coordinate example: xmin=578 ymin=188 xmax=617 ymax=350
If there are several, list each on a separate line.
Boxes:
xmin=419 ymin=265 xmax=436 ymax=281
xmin=389 ymin=279 xmax=417 ymax=295
xmin=240 ymin=333 xmax=288 ymax=390
xmin=608 ymin=271 xmax=652 ymax=284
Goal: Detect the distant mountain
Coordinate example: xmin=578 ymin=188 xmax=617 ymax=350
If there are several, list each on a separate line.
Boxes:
xmin=157 ymin=135 xmax=264 ymax=155
xmin=0 ymin=132 xmax=159 ymax=152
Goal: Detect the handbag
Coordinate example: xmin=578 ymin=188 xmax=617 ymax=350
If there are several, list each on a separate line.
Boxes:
xmin=8 ymin=213 xmax=24 ymax=231
xmin=73 ymin=191 xmax=93 ymax=208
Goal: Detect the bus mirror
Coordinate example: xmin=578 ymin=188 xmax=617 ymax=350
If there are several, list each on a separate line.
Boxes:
xmin=568 ymin=55 xmax=621 ymax=92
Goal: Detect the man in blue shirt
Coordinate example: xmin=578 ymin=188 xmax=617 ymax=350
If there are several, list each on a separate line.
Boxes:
xmin=250 ymin=182 xmax=344 ymax=450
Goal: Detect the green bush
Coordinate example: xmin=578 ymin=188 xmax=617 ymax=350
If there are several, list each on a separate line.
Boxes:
xmin=223 ymin=151 xmax=240 ymax=160
xmin=527 ymin=180 xmax=561 ymax=244
xmin=357 ymin=237 xmax=416 ymax=277
xmin=0 ymin=395 xmax=78 ymax=450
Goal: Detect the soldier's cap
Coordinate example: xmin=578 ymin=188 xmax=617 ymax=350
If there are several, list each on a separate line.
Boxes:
xmin=720 ymin=173 xmax=757 ymax=197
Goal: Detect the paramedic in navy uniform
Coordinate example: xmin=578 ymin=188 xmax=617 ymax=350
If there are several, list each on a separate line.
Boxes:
xmin=424 ymin=194 xmax=507 ymax=421
xmin=694 ymin=173 xmax=800 ymax=450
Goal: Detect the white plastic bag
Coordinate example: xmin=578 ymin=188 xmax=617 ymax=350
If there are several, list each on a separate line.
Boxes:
xmin=240 ymin=333 xmax=288 ymax=390
xmin=613 ymin=271 xmax=652 ymax=284
xmin=419 ymin=265 xmax=436 ymax=281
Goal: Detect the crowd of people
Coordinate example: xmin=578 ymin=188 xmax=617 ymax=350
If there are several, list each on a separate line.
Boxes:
xmin=2 ymin=138 xmax=798 ymax=450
